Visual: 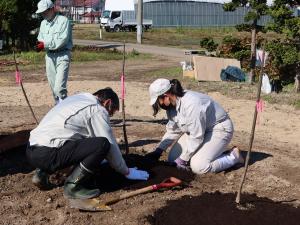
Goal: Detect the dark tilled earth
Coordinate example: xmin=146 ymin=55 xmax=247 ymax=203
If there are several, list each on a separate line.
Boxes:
xmin=148 ymin=192 xmax=300 ymax=225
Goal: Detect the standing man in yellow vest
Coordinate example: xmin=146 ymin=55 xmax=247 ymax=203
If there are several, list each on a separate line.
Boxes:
xmin=36 ymin=0 xmax=73 ymax=104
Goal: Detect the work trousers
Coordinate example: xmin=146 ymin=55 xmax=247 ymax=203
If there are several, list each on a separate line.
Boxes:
xmin=26 ymin=137 xmax=110 ymax=174
xmin=45 ymin=50 xmax=71 ymax=101
xmin=169 ymin=118 xmax=234 ymax=174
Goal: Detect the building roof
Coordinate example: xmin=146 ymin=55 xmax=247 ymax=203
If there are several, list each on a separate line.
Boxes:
xmin=82 ymin=11 xmax=101 ymax=17
xmin=55 ymin=0 xmax=100 ymax=7
xmin=142 ymin=0 xmax=274 ymax=6
xmin=142 ymin=0 xmax=231 ymax=3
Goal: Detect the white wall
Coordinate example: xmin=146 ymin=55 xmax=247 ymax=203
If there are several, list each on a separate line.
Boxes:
xmin=104 ymin=0 xmax=134 ymax=11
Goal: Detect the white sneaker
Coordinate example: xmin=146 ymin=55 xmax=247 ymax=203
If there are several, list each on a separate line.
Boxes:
xmin=230 ymin=147 xmax=245 ymax=164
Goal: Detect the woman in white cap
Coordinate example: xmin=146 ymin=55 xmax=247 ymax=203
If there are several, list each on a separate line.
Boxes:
xmin=146 ymin=78 xmax=244 ymax=174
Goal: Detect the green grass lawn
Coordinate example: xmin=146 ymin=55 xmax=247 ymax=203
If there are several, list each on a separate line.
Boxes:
xmin=0 ymin=47 xmax=152 ymax=72
xmin=73 ymin=24 xmax=241 ymax=49
xmin=72 ymin=24 xmax=282 ymax=49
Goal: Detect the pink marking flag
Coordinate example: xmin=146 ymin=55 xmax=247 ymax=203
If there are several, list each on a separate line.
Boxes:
xmin=121 ymin=73 xmax=125 ymax=100
xmin=15 ymin=70 xmax=22 ymax=85
xmin=256 ymin=99 xmax=264 ymax=112
xmin=256 ymin=100 xmax=264 ymax=125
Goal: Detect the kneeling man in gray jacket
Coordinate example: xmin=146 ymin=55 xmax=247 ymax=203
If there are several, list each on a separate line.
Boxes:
xmin=27 ymin=88 xmax=149 ymax=199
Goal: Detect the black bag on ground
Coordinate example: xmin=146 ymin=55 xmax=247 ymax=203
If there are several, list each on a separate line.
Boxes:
xmin=270 ymin=79 xmax=283 ymax=93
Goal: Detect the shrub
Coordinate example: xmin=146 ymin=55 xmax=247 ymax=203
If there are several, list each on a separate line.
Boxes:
xmin=265 ymin=39 xmax=300 ymax=82
xmin=200 ymin=37 xmax=218 ymax=52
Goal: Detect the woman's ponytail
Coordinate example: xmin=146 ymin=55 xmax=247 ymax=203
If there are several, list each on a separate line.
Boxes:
xmin=169 ymin=79 xmax=184 ymax=97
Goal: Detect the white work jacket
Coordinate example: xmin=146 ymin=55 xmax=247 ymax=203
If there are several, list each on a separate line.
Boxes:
xmin=157 ymin=90 xmax=229 ymax=161
xmin=29 ymin=93 xmax=128 ymax=175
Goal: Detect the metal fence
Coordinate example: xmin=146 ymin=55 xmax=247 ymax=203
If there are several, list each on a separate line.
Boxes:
xmin=143 ymin=1 xmax=270 ymax=27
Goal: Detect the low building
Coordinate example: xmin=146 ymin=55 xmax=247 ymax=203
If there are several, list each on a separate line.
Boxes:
xmin=142 ymin=0 xmax=271 ymax=27
xmin=55 ymin=0 xmax=101 ymax=24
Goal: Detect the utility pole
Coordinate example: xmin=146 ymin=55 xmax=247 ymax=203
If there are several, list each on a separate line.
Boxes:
xmin=137 ymin=0 xmax=143 ymax=44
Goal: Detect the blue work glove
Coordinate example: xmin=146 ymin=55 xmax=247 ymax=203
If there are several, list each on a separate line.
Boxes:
xmin=144 ymin=148 xmax=164 ymax=161
xmin=174 ymin=157 xmax=190 ymax=171
xmin=125 ymin=167 xmax=149 ymax=180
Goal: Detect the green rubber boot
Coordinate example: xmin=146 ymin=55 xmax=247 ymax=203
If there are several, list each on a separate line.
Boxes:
xmin=63 ymin=163 xmax=100 ymax=199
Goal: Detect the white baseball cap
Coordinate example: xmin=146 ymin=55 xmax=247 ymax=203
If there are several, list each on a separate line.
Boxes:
xmin=36 ymin=0 xmax=54 ymax=14
xmin=149 ymin=78 xmax=171 ymax=105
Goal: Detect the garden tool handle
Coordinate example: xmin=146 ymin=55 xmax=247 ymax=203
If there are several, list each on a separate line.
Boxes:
xmin=105 ymin=177 xmax=182 ymax=205
xmin=105 ymin=186 xmax=154 ymax=205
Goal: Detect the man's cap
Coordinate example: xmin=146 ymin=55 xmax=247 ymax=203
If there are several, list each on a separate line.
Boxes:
xmin=36 ymin=0 xmax=54 ymax=14
xmin=149 ymin=78 xmax=171 ymax=105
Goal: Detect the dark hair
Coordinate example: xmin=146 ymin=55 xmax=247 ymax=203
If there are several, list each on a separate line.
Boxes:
xmin=93 ymin=88 xmax=119 ymax=111
xmin=168 ymin=79 xmax=184 ymax=97
xmin=151 ymin=79 xmax=185 ymax=116
xmin=152 ymin=101 xmax=160 ymax=117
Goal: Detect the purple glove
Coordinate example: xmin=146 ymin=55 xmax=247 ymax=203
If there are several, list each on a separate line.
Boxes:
xmin=174 ymin=157 xmax=190 ymax=171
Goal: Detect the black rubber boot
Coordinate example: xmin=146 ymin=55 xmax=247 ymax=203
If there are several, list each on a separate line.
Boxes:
xmin=32 ymin=168 xmax=53 ymax=190
xmin=63 ymin=163 xmax=100 ymax=199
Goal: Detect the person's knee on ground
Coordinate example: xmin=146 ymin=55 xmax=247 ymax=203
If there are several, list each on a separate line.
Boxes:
xmin=31 ymin=168 xmax=53 ymax=190
xmin=210 ymin=147 xmax=244 ymax=173
xmin=26 ymin=146 xmax=53 ymax=189
xmin=190 ymin=157 xmax=212 ymax=174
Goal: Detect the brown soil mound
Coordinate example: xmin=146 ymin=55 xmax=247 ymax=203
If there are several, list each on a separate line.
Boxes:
xmin=93 ymin=154 xmax=195 ymax=192
xmin=148 ymin=192 xmax=300 ymax=225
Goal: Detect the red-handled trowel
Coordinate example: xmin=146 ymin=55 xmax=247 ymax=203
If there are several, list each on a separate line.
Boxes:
xmin=69 ymin=177 xmax=182 ymax=211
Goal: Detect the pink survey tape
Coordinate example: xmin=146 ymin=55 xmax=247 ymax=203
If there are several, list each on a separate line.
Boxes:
xmin=256 ymin=100 xmax=264 ymax=125
xmin=256 ymin=100 xmax=264 ymax=113
xmin=15 ymin=71 xmax=21 ymax=85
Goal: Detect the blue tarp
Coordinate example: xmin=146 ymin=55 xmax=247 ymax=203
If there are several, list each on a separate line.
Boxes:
xmin=220 ymin=66 xmax=246 ymax=82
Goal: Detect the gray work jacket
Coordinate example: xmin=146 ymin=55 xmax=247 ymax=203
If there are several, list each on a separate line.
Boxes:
xmin=29 ymin=93 xmax=128 ymax=175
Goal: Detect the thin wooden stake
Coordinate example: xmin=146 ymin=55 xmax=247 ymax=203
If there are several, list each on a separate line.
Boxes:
xmin=13 ymin=51 xmax=39 ymax=125
xmin=99 ymin=25 xmax=102 ymax=40
xmin=235 ymin=48 xmax=265 ymax=204
xmin=121 ymin=41 xmax=129 ymax=155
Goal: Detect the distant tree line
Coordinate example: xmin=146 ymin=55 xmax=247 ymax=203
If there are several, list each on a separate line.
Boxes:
xmin=0 ymin=0 xmax=40 ymax=51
